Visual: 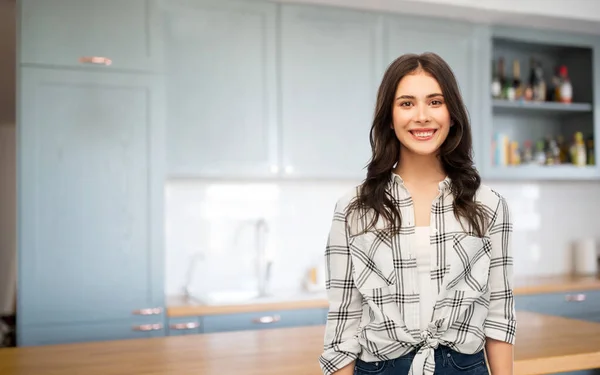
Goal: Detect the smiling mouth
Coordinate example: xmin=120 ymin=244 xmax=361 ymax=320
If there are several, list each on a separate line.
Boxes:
xmin=409 ymin=129 xmax=437 ymax=141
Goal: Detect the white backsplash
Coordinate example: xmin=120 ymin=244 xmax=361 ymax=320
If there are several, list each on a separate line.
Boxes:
xmin=165 ymin=178 xmax=600 ymax=296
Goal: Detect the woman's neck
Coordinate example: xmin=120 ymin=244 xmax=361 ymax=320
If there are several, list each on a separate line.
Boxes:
xmin=393 ymin=150 xmax=446 ymax=184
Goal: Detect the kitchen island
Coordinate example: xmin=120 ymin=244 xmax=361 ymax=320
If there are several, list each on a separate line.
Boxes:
xmin=1 ymin=311 xmax=600 ymax=375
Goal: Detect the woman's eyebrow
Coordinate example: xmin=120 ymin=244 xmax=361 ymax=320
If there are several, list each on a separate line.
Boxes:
xmin=395 ymin=93 xmax=444 ymax=100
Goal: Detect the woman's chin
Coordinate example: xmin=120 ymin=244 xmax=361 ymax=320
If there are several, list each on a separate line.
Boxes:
xmin=402 ymin=143 xmax=441 ymax=157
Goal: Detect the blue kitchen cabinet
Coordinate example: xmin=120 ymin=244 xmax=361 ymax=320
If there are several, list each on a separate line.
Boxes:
xmin=162 ymin=0 xmax=279 ymax=178
xmin=278 ymin=4 xmax=382 ymax=180
xmin=167 ymin=317 xmax=202 ymax=336
xmin=17 ymin=67 xmax=166 ymax=346
xmin=515 ymin=290 xmax=600 ymax=322
xmin=202 ymin=308 xmax=328 ymax=334
xmin=19 ymin=0 xmax=163 ymax=72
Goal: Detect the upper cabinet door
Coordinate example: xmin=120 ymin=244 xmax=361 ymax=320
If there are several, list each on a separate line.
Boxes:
xmin=163 ymin=0 xmax=278 ymax=178
xmin=18 ymin=67 xmax=165 ymax=336
xmin=280 ymin=5 xmax=382 ymax=180
xmin=19 ymin=0 xmax=163 ymax=72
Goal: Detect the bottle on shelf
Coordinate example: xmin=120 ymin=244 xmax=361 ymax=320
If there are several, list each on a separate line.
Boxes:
xmin=524 ymin=58 xmax=535 ymax=101
xmin=522 ymin=140 xmax=533 ymax=164
xmin=570 ymin=132 xmax=587 ymax=166
xmin=509 ymin=141 xmax=521 ymax=165
xmin=545 ymin=137 xmax=560 ymax=165
xmin=491 ymin=59 xmax=502 ymax=99
xmin=550 ymin=66 xmax=561 ymax=102
xmin=557 ymin=135 xmax=569 ymax=164
xmin=558 ymin=65 xmax=573 ymax=103
xmin=511 ymin=59 xmax=523 ymax=100
xmin=532 ymin=60 xmax=547 ymax=102
xmin=534 ymin=140 xmax=546 ymax=165
xmin=498 ymin=57 xmax=513 ymax=100
xmin=587 ymin=138 xmax=595 ymax=166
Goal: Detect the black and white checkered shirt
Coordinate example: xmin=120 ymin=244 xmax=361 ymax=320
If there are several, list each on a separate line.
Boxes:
xmin=319 ymin=173 xmax=516 ymax=375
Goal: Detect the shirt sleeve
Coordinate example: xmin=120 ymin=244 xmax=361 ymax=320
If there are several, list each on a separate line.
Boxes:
xmin=484 ymin=195 xmax=517 ymax=344
xmin=318 ymin=199 xmax=363 ymax=375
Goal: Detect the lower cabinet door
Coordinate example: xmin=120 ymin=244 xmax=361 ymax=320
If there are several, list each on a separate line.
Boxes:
xmin=19 ymin=318 xmax=166 ymax=346
xmin=203 ymin=308 xmax=327 ymax=334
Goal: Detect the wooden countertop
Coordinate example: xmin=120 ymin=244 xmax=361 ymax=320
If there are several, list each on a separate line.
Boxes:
xmin=1 ymin=311 xmax=599 ymax=375
xmin=167 ymin=274 xmax=600 ymax=317
xmin=513 ymin=274 xmax=600 ymax=295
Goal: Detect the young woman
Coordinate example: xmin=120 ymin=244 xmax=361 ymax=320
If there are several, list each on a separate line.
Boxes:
xmin=319 ymin=53 xmax=515 ymax=375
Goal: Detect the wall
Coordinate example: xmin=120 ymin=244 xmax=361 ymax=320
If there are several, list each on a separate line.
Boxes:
xmin=164 ymin=178 xmax=600 ymax=296
xmin=0 ymin=0 xmax=16 ymax=314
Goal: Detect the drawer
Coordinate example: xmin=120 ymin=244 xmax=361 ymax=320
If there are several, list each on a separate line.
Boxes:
xmin=167 ymin=317 xmax=201 ymax=336
xmin=515 ymin=290 xmax=600 ymax=321
xmin=203 ymin=308 xmax=328 ymax=334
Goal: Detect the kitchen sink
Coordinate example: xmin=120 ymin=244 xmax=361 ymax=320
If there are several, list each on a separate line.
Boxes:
xmin=186 ymin=289 xmax=326 ymax=306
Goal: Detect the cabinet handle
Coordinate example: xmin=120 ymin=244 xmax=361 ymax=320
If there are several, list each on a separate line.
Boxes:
xmin=132 ymin=323 xmax=163 ymax=331
xmin=132 ymin=307 xmax=162 ymax=315
xmin=169 ymin=322 xmax=200 ymax=330
xmin=565 ymin=293 xmax=586 ymax=302
xmin=78 ymin=56 xmax=112 ymax=66
xmin=252 ymin=315 xmax=280 ymax=324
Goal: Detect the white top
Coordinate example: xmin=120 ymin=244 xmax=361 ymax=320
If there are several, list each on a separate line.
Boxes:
xmin=414 ymin=226 xmax=434 ymax=332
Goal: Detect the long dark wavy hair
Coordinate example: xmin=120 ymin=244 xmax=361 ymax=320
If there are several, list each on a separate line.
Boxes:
xmin=347 ymin=52 xmax=487 ymax=238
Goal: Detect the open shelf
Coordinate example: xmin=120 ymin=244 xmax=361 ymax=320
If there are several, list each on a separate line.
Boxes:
xmin=486 ymin=33 xmax=597 ymax=180
xmin=492 ymin=100 xmax=593 ymax=114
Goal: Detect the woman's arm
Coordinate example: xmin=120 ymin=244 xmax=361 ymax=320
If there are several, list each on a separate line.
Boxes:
xmin=331 ymin=362 xmax=356 ymax=375
xmin=319 ymin=199 xmax=363 ymax=375
xmin=486 ymin=338 xmax=514 ymax=375
xmin=484 ymin=195 xmax=517 ymax=375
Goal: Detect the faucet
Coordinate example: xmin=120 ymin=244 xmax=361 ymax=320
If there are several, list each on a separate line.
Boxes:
xmin=183 ymin=251 xmax=205 ymax=303
xmin=255 ymin=218 xmax=271 ymax=298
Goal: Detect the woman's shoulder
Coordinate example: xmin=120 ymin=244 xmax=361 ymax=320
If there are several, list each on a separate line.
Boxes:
xmin=474 ymin=183 xmax=509 ymax=212
xmin=332 ymin=185 xmax=362 ymax=214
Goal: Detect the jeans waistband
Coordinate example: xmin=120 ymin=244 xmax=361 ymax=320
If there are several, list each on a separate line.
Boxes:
xmin=391 ymin=345 xmax=476 ymax=362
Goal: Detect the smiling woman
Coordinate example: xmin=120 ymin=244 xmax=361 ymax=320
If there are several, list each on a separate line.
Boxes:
xmin=319 ymin=53 xmax=516 ymax=375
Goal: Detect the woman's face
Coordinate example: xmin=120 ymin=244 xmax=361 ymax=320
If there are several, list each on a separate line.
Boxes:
xmin=392 ymin=70 xmax=451 ymax=157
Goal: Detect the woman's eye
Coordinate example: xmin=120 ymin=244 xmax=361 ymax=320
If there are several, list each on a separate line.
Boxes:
xmin=431 ymin=100 xmax=443 ymax=106
xmin=400 ymin=101 xmax=412 ymax=107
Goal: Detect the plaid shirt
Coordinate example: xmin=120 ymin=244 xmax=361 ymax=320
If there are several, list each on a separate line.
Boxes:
xmin=319 ymin=173 xmax=516 ymax=375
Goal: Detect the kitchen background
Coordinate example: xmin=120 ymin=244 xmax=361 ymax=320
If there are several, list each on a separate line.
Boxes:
xmin=1 ymin=0 xmax=600 ymax=348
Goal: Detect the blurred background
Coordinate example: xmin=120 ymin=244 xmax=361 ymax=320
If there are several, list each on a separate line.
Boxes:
xmin=0 ymin=1 xmax=599 ymax=373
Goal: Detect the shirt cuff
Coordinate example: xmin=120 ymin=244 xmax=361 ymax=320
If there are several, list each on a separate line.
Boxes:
xmin=319 ymin=338 xmax=361 ymax=375
xmin=484 ymin=318 xmax=517 ymax=344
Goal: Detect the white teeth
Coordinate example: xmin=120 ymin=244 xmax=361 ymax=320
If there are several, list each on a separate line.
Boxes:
xmin=413 ymin=131 xmax=434 ymax=138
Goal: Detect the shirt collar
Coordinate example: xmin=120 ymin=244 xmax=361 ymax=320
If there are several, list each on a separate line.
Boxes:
xmin=390 ymin=172 xmax=452 ymax=193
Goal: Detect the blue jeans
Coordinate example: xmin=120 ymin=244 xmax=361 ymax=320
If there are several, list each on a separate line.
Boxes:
xmin=354 ymin=346 xmax=489 ymax=375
